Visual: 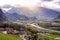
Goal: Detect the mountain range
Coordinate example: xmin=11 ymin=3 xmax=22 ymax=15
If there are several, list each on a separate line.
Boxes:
xmin=0 ymin=5 xmax=60 ymax=21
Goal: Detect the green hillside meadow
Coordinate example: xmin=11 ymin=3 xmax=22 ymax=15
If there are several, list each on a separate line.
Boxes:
xmin=0 ymin=33 xmax=23 ymax=40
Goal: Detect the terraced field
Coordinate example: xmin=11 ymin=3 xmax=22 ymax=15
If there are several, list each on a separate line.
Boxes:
xmin=0 ymin=33 xmax=23 ymax=40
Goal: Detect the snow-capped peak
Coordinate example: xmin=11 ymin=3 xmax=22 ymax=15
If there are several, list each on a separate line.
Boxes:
xmin=1 ymin=8 xmax=12 ymax=12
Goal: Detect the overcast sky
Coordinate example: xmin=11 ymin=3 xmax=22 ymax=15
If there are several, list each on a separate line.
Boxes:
xmin=0 ymin=0 xmax=60 ymax=11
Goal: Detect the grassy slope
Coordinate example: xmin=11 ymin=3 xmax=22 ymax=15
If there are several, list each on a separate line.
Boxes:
xmin=37 ymin=33 xmax=60 ymax=40
xmin=0 ymin=33 xmax=23 ymax=40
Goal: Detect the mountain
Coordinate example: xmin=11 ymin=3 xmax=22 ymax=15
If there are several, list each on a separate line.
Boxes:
xmin=1 ymin=7 xmax=20 ymax=21
xmin=0 ymin=9 xmax=7 ymax=22
xmin=34 ymin=7 xmax=60 ymax=20
xmin=1 ymin=5 xmax=60 ymax=21
xmin=56 ymin=15 xmax=60 ymax=19
xmin=28 ymin=16 xmax=37 ymax=20
xmin=1 ymin=6 xmax=18 ymax=14
xmin=6 ymin=13 xmax=29 ymax=21
xmin=1 ymin=6 xmax=37 ymax=21
xmin=53 ymin=15 xmax=60 ymax=22
xmin=17 ymin=7 xmax=60 ymax=20
xmin=6 ymin=13 xmax=20 ymax=21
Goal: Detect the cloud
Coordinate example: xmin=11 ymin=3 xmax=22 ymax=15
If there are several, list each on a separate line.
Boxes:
xmin=39 ymin=0 xmax=60 ymax=12
xmin=42 ymin=0 xmax=53 ymax=2
xmin=0 ymin=0 xmax=40 ymax=7
xmin=0 ymin=0 xmax=60 ymax=12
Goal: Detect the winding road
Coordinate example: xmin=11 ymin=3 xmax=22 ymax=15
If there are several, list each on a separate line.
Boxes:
xmin=30 ymin=23 xmax=60 ymax=33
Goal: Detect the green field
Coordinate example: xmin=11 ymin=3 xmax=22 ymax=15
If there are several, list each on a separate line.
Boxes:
xmin=37 ymin=33 xmax=60 ymax=40
xmin=0 ymin=33 xmax=23 ymax=40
